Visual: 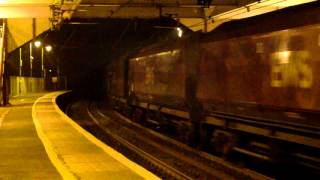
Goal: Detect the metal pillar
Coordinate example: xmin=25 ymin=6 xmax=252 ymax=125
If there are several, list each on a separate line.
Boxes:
xmin=29 ymin=42 xmax=33 ymax=77
xmin=202 ymin=8 xmax=208 ymax=33
xmin=57 ymin=57 xmax=60 ymax=90
xmin=41 ymin=47 xmax=44 ymax=77
xmin=19 ymin=47 xmax=22 ymax=95
xmin=41 ymin=47 xmax=46 ymax=91
xmin=19 ymin=47 xmax=22 ymax=76
xmin=1 ymin=19 xmax=9 ymax=105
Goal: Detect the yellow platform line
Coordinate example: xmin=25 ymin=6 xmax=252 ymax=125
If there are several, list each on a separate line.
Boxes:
xmin=0 ymin=109 xmax=10 ymax=128
xmin=32 ymin=93 xmax=77 ymax=180
xmin=50 ymin=91 xmax=160 ymax=180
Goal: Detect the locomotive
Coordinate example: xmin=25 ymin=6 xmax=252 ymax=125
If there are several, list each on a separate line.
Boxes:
xmin=107 ymin=2 xmax=320 ymax=170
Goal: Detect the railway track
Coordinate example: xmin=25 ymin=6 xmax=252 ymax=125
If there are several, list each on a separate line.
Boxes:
xmin=87 ymin=103 xmax=192 ymax=180
xmin=66 ymin=100 xmax=272 ymax=180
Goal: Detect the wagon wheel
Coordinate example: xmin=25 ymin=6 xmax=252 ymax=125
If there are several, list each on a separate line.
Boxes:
xmin=211 ymin=132 xmax=236 ymax=157
xmin=198 ymin=125 xmax=212 ymax=150
xmin=145 ymin=108 xmax=154 ymax=127
xmin=155 ymin=110 xmax=169 ymax=131
xmin=177 ymin=122 xmax=193 ymax=143
xmin=123 ymin=105 xmax=133 ymax=118
xmin=131 ymin=108 xmax=144 ymax=124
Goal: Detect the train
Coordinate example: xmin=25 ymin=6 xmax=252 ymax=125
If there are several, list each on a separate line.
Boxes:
xmin=106 ymin=2 xmax=320 ymax=171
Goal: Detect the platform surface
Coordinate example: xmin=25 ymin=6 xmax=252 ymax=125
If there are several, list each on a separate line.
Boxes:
xmin=0 ymin=92 xmax=159 ymax=180
xmin=0 ymin=93 xmax=61 ymax=179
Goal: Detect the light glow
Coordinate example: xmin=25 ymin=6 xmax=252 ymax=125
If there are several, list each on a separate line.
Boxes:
xmin=176 ymin=27 xmax=183 ymax=38
xmin=134 ymin=50 xmax=180 ymax=61
xmin=45 ymin=45 xmax=52 ymax=52
xmin=277 ymin=51 xmax=290 ymax=64
xmin=213 ymin=0 xmax=317 ymax=21
xmin=34 ymin=40 xmax=41 ymax=47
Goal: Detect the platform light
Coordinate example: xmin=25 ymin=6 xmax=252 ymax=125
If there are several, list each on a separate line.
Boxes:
xmin=176 ymin=27 xmax=183 ymax=38
xmin=34 ymin=40 xmax=41 ymax=48
xmin=45 ymin=45 xmax=52 ymax=52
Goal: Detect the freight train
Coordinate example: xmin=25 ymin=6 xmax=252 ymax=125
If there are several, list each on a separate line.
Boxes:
xmin=106 ymin=2 xmax=320 ymax=171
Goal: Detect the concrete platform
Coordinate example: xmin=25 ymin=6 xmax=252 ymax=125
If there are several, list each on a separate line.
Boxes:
xmin=0 ymin=92 xmax=159 ymax=180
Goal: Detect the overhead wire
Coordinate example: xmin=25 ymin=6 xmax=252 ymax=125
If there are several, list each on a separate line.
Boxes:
xmin=111 ymin=20 xmax=132 ymax=51
xmin=184 ymin=0 xmax=290 ymax=30
xmin=108 ymin=0 xmax=134 ymax=18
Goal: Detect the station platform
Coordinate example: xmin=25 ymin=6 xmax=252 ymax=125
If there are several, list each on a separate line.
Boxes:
xmin=0 ymin=92 xmax=159 ymax=179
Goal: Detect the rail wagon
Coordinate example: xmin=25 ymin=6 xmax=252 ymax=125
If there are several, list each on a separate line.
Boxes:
xmin=107 ymin=2 xmax=320 ymax=171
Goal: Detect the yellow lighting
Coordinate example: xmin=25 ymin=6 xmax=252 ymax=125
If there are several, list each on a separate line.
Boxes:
xmin=213 ymin=0 xmax=317 ymax=21
xmin=0 ymin=0 xmax=54 ymax=4
xmin=134 ymin=50 xmax=180 ymax=61
xmin=0 ymin=1 xmax=53 ymax=18
xmin=176 ymin=27 xmax=183 ymax=38
xmin=279 ymin=51 xmax=290 ymax=61
xmin=34 ymin=40 xmax=41 ymax=47
xmin=273 ymin=51 xmax=291 ymax=64
xmin=45 ymin=45 xmax=52 ymax=52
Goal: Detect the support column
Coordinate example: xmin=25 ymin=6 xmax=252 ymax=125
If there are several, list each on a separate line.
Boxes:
xmin=1 ymin=19 xmax=9 ymax=105
xmin=19 ymin=47 xmax=22 ymax=95
xmin=19 ymin=48 xmax=22 ymax=76
xmin=202 ymin=8 xmax=208 ymax=33
xmin=41 ymin=47 xmax=44 ymax=77
xmin=30 ymin=42 xmax=33 ymax=77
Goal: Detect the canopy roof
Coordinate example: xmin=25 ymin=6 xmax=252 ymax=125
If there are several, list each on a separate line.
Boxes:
xmin=0 ymin=0 xmax=316 ymax=52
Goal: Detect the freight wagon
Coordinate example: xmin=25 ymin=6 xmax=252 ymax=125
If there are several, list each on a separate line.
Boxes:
xmin=107 ymin=2 xmax=320 ymax=171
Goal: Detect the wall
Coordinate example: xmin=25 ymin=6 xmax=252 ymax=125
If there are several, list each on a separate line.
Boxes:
xmin=9 ymin=76 xmax=44 ymax=96
xmin=7 ymin=18 xmax=51 ymax=53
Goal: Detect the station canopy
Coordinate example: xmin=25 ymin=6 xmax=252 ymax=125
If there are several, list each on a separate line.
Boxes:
xmin=0 ymin=0 xmax=316 ymax=52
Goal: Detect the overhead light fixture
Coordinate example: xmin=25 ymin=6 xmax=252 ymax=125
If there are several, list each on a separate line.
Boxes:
xmin=34 ymin=41 xmax=41 ymax=48
xmin=176 ymin=27 xmax=183 ymax=38
xmin=45 ymin=45 xmax=52 ymax=52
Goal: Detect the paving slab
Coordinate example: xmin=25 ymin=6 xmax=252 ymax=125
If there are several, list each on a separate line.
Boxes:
xmin=0 ymin=92 xmax=159 ymax=179
xmin=0 ymin=94 xmax=61 ymax=179
xmin=33 ymin=92 xmax=159 ymax=180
